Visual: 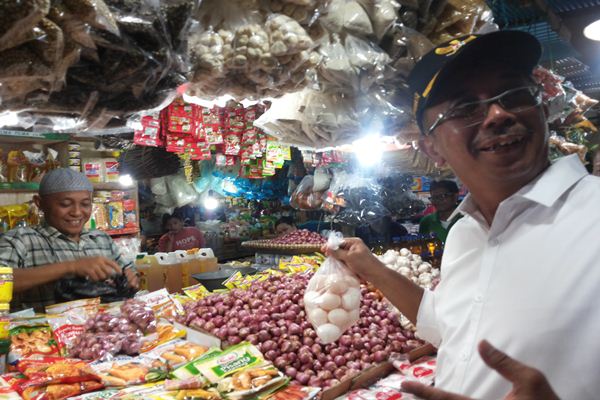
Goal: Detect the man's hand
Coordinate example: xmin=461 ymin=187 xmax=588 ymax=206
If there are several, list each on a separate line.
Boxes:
xmin=401 ymin=340 xmax=560 ymax=400
xmin=322 ymin=237 xmax=386 ymax=281
xmin=68 ymin=256 xmax=122 ymax=281
xmin=125 ymin=267 xmax=140 ymax=289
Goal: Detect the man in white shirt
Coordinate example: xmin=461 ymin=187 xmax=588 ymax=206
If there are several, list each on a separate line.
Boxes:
xmin=327 ymin=30 xmax=600 ymax=399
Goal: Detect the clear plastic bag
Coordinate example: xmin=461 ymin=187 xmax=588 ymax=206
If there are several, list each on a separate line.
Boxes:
xmin=167 ymin=174 xmax=200 ymax=207
xmin=320 ymin=0 xmax=373 ymax=37
xmin=265 ymin=14 xmax=314 ymax=57
xmin=0 ymin=0 xmax=51 ymax=52
xmin=304 ymin=232 xmax=361 ymax=344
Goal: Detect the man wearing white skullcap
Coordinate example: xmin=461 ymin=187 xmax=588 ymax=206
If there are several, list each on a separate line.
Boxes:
xmin=0 ymin=168 xmax=139 ymax=311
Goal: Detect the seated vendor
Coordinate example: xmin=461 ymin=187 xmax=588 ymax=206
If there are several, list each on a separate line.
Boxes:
xmin=0 ymin=169 xmax=139 ymax=312
xmin=158 ymin=213 xmax=206 ymax=252
xmin=275 ymin=216 xmax=297 ymax=236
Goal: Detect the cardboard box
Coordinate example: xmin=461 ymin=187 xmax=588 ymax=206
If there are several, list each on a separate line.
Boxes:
xmin=320 ymin=362 xmax=395 ymax=400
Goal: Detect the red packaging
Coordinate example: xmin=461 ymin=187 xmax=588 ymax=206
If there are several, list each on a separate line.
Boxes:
xmin=21 ymin=380 xmax=104 ymax=400
xmin=17 ymin=357 xmax=100 ymax=387
xmin=224 ymin=133 xmax=241 ymax=156
xmin=240 ymin=147 xmax=253 ymax=165
xmin=205 ymin=125 xmax=224 ymax=145
xmin=392 ymin=356 xmax=437 ymax=386
xmin=134 ymin=115 xmax=163 ymax=147
xmin=241 ymin=129 xmax=258 ymax=145
xmin=123 ymin=199 xmax=137 ymax=229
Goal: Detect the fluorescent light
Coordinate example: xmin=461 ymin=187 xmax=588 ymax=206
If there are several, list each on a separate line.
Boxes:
xmin=584 ymin=19 xmax=600 ymax=41
xmin=353 ymin=134 xmax=383 ymax=167
xmin=0 ymin=111 xmax=19 ymax=127
xmin=204 ymin=196 xmax=219 ymax=210
xmin=119 ymin=174 xmax=134 ymax=187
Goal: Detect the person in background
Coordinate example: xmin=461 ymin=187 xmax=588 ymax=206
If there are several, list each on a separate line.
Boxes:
xmin=275 ymin=216 xmax=297 ymax=236
xmin=326 ymin=31 xmax=600 ymax=399
xmin=418 ymin=180 xmax=462 ymax=242
xmin=158 ymin=213 xmax=205 ymax=252
xmin=0 ymin=169 xmax=138 ymax=311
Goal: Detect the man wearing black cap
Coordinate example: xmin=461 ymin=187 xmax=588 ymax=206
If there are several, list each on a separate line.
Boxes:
xmin=0 ymin=168 xmax=139 ymax=311
xmin=326 ymin=31 xmax=600 ymax=399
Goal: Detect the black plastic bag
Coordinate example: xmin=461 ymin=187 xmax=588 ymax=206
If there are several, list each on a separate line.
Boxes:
xmin=55 ymin=273 xmax=136 ymax=303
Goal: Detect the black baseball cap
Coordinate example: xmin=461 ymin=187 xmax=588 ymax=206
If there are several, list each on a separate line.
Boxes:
xmin=408 ymin=30 xmax=542 ymax=133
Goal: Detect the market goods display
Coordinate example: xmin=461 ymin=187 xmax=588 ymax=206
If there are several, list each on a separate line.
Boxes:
xmin=242 ymin=229 xmax=326 ymax=252
xmin=304 ymin=233 xmax=361 ymax=344
xmin=377 ymin=248 xmax=439 ymax=290
xmin=69 ymin=299 xmax=156 ymax=360
xmin=0 ymin=0 xmax=198 ymax=131
xmin=0 ymin=0 xmax=493 ymax=141
xmin=181 ymin=273 xmax=423 ymax=389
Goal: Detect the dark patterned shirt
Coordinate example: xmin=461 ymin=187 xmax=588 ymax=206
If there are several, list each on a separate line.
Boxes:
xmin=0 ymin=224 xmax=132 ymax=311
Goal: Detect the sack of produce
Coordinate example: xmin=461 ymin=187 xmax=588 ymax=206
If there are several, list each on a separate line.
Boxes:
xmin=303 ymin=232 xmax=361 ymax=344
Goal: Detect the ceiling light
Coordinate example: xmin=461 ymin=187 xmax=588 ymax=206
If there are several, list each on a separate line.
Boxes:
xmin=353 ymin=134 xmax=383 ymax=167
xmin=119 ymin=174 xmax=134 ymax=187
xmin=583 ymin=19 xmax=600 ymax=41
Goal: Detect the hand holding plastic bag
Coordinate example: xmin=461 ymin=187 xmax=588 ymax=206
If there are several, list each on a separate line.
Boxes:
xmin=304 ymin=232 xmax=361 ymax=344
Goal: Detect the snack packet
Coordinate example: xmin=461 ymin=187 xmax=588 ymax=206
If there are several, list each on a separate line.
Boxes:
xmin=303 ymin=232 xmax=361 ymax=344
xmin=8 ymin=319 xmax=59 ymax=367
xmin=20 ymin=380 xmax=104 ymax=400
xmin=216 ymin=364 xmax=287 ymax=400
xmin=192 ymin=343 xmax=266 ymax=383
xmin=143 ymin=339 xmax=208 ymax=369
xmin=91 ymin=356 xmax=169 ymax=387
xmin=17 ymin=357 xmax=99 ymax=388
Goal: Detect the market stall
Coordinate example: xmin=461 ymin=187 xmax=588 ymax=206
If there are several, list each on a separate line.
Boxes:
xmin=1 ymin=0 xmax=600 ymax=399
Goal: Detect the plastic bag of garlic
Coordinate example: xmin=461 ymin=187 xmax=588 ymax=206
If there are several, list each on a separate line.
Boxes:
xmin=378 ymin=248 xmax=439 ymax=289
xmin=377 ymin=248 xmax=440 ymax=331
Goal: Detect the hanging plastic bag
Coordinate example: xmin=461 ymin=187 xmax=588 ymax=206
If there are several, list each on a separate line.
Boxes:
xmin=304 ymin=232 xmax=361 ymax=344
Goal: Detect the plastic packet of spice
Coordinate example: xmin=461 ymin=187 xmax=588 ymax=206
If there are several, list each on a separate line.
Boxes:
xmin=191 ymin=343 xmax=266 ymax=383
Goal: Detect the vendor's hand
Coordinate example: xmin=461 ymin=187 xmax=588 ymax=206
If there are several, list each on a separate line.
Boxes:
xmin=68 ymin=256 xmax=122 ymax=282
xmin=125 ymin=267 xmax=140 ymax=290
xmin=401 ymin=340 xmax=560 ymax=400
xmin=322 ymin=237 xmax=385 ymax=281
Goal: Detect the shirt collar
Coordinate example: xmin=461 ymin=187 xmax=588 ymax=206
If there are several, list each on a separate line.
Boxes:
xmin=454 ymin=154 xmax=588 ymax=219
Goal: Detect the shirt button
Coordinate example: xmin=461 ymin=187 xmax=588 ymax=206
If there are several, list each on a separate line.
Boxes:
xmin=474 ymin=294 xmax=483 ymax=303
xmin=461 ymin=352 xmax=469 ymax=361
xmin=489 ymin=238 xmax=499 ymax=246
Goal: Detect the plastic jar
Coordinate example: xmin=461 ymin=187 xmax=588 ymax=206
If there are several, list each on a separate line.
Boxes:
xmin=0 ymin=267 xmax=13 ymax=303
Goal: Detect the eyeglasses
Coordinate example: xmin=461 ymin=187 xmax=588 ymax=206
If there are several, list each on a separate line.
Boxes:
xmin=425 ymin=85 xmax=542 ymax=136
xmin=429 ymin=193 xmax=455 ymax=202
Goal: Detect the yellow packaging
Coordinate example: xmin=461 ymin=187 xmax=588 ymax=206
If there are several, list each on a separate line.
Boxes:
xmin=6 ymin=205 xmax=28 ymax=229
xmin=223 ymin=271 xmax=243 ymax=290
xmin=108 ymin=201 xmax=124 ymax=230
xmin=0 ymin=303 xmax=10 ymax=340
xmin=0 ymin=267 xmax=13 ymax=304
xmin=183 ymin=283 xmax=210 ymax=300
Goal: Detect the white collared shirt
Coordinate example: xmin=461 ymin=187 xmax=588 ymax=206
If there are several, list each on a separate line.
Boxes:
xmin=417 ymin=155 xmax=600 ymax=399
